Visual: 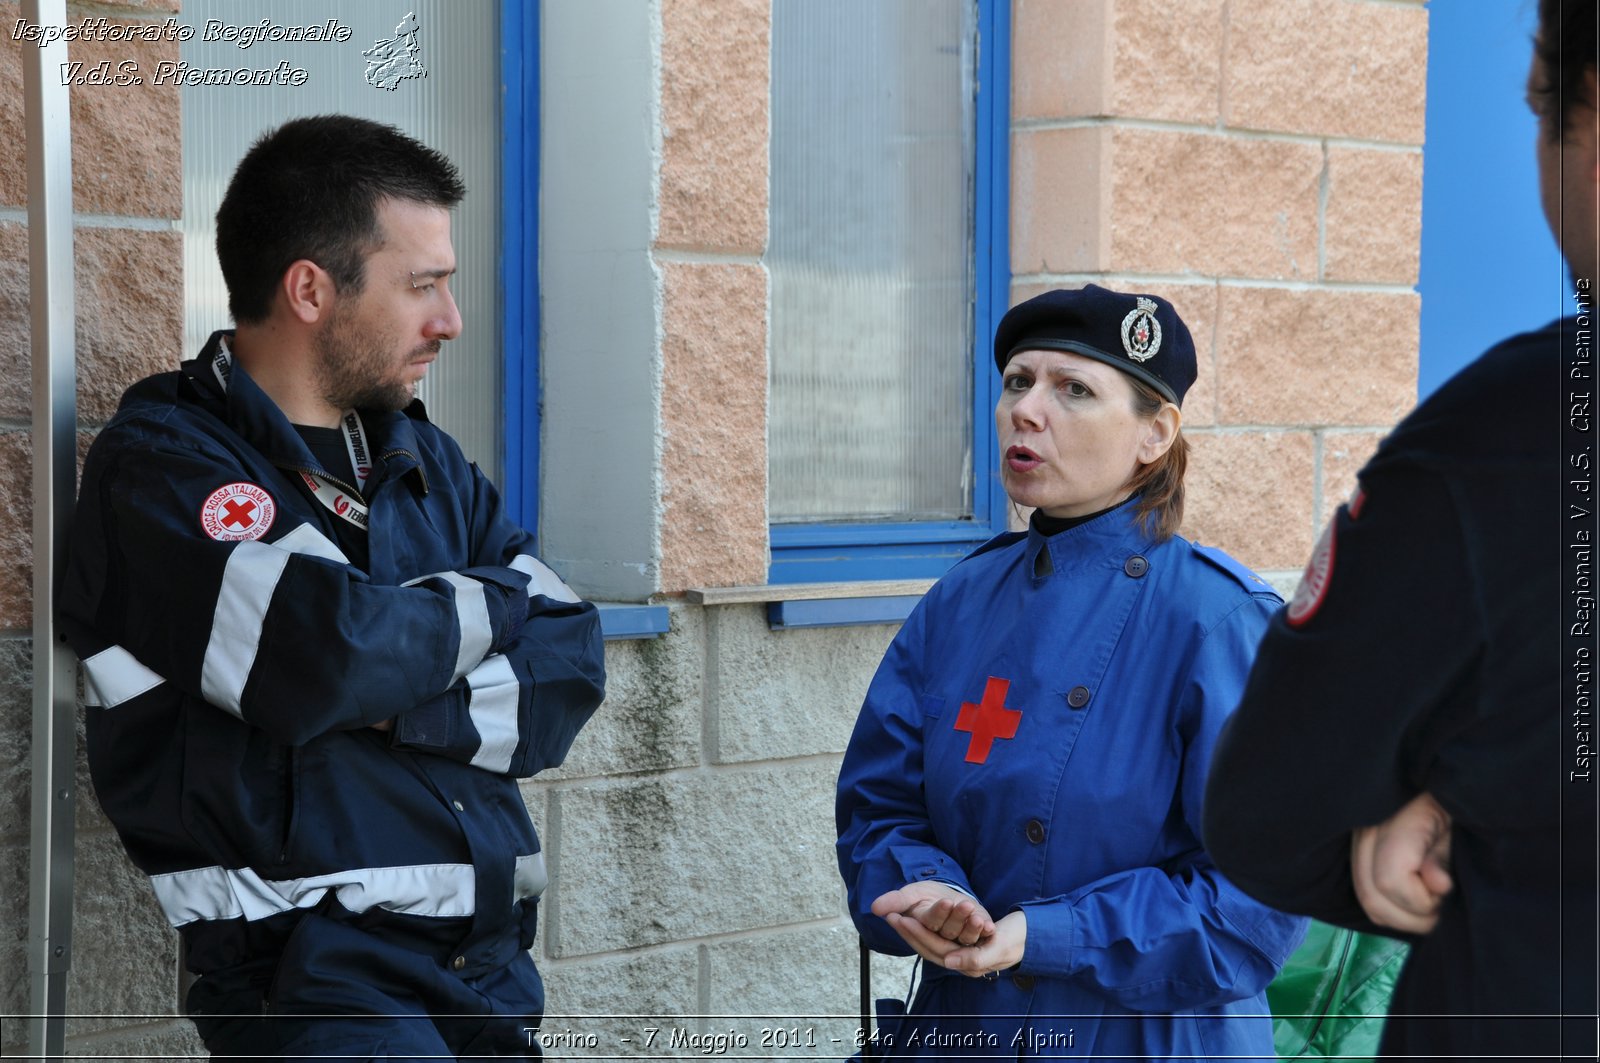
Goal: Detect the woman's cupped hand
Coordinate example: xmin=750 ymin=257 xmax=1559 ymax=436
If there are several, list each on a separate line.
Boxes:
xmin=871 ymin=882 xmax=1027 ymax=978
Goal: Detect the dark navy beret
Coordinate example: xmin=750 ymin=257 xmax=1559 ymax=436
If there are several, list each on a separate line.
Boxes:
xmin=992 ymin=284 xmax=1197 ymax=406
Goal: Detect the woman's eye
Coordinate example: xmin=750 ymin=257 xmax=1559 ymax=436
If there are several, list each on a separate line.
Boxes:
xmin=1004 ymin=374 xmax=1030 ymax=391
xmin=1062 ymin=381 xmax=1090 ymax=397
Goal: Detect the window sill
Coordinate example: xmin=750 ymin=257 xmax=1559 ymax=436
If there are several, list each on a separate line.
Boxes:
xmin=684 ymin=580 xmax=935 ymax=630
xmin=594 ymin=602 xmax=672 ymax=641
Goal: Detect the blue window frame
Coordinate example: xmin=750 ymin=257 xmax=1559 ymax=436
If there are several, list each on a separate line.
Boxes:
xmin=768 ymin=0 xmax=1012 ymax=584
xmin=501 ymin=0 xmax=540 ymax=530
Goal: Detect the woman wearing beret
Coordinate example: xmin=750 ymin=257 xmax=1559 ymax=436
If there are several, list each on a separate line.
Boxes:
xmin=836 ymin=285 xmax=1306 ymax=1059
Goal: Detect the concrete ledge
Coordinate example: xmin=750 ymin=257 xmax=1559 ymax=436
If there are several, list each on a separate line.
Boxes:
xmin=684 ymin=580 xmax=934 ymax=606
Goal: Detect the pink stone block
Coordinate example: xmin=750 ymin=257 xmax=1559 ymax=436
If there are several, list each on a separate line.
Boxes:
xmin=658 ymin=0 xmax=769 ymax=254
xmin=1011 ymin=127 xmax=1108 ymax=275
xmin=1324 ymin=147 xmax=1424 ymax=285
xmin=660 ymin=263 xmax=768 ymax=591
xmin=1183 ymin=429 xmax=1316 ymax=570
xmin=1225 ymin=0 xmax=1428 ymax=143
xmin=1216 ymin=286 xmax=1418 ymax=427
xmin=1104 ymin=128 xmax=1322 ymax=280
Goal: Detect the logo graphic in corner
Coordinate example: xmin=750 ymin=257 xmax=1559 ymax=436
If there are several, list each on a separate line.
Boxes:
xmin=364 ymin=12 xmax=427 ymax=91
xmin=1120 ymin=296 xmax=1162 ymax=363
xmin=201 ymin=483 xmax=276 ymax=542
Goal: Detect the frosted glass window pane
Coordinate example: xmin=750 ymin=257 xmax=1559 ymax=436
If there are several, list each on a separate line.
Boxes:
xmin=769 ymin=0 xmax=976 ymax=524
xmin=179 ymin=2 xmax=502 ymax=482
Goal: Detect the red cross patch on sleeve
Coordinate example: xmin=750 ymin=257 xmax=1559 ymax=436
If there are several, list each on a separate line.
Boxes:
xmin=200 ymin=482 xmax=277 ymax=542
xmin=1286 ymin=488 xmax=1364 ymax=628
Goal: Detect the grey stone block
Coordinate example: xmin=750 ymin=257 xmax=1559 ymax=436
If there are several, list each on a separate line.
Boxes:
xmin=700 ymin=922 xmax=918 ymax=1056
xmin=706 ymin=922 xmax=857 ymax=1019
xmin=707 ymin=606 xmax=898 ymax=764
xmin=0 ymin=637 xmax=31 ymax=843
xmin=59 ymin=1020 xmax=206 ymax=1062
xmin=547 ymin=761 xmax=843 ymax=957
xmin=65 ymin=831 xmax=183 ymax=1039
xmin=0 ymin=637 xmax=115 ymax=844
xmin=540 ymin=604 xmax=704 ymax=781
xmin=518 ymin=784 xmax=549 ymax=845
xmin=538 ymin=946 xmax=699 ymax=1057
xmin=0 ymin=832 xmax=181 ymax=1047
xmin=1 ymin=838 xmax=28 ymax=1025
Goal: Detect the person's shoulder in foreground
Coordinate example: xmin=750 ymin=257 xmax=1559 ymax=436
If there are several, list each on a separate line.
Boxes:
xmin=1375 ymin=315 xmax=1566 ymax=469
xmin=1203 ymin=0 xmax=1598 ymax=1051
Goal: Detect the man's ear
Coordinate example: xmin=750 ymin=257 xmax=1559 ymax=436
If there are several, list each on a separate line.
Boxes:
xmin=280 ymin=259 xmax=336 ymax=325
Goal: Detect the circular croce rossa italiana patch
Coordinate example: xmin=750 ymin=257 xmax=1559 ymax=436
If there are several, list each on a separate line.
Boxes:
xmin=200 ymin=482 xmax=277 ymax=542
xmin=1286 ymin=489 xmax=1366 ymax=628
xmin=1280 ymin=486 xmax=1369 ymax=627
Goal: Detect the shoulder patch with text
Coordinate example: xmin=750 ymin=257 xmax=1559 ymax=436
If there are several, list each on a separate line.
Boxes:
xmin=1286 ymin=489 xmax=1364 ymax=628
xmin=200 ymin=482 xmax=276 ymax=542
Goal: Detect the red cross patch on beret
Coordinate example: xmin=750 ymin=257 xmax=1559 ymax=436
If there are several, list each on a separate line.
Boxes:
xmin=200 ymin=482 xmax=276 ymax=542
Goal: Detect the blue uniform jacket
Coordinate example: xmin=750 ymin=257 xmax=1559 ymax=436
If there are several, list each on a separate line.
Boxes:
xmin=836 ymin=506 xmax=1306 ymax=1060
xmin=59 ymin=332 xmax=606 ymax=996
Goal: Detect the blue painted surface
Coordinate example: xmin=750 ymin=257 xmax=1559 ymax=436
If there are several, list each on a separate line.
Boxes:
xmin=767 ymin=595 xmax=925 ymax=630
xmin=971 ymin=0 xmax=1012 ymax=545
xmin=501 ymin=0 xmax=540 ymax=529
xmin=1419 ymin=2 xmax=1565 ymax=399
xmin=596 ymin=602 xmax=672 ymax=640
xmin=769 ymin=0 xmax=1012 ymax=584
xmin=770 ymin=518 xmax=1002 ymax=582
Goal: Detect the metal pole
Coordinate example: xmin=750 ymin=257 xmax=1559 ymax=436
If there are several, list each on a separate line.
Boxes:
xmin=24 ymin=0 xmax=78 ymax=1057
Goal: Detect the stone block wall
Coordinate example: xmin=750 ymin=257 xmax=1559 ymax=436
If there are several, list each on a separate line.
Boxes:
xmin=529 ymin=607 xmax=914 ymax=1052
xmin=7 ymin=0 xmax=1427 ymax=1057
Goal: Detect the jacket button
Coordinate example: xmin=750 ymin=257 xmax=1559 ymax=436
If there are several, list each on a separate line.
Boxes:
xmin=1025 ymin=819 xmax=1046 ymax=844
xmin=1067 ymin=686 xmax=1090 ymax=709
xmin=1013 ymin=974 xmax=1036 ymax=991
xmin=1124 ymin=555 xmax=1148 ymax=578
xmin=452 ymin=800 xmax=465 ymax=812
xmin=452 ymin=955 xmax=466 ymax=971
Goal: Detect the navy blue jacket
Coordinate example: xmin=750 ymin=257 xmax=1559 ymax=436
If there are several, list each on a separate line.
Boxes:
xmin=837 ymin=506 xmax=1306 ymax=1059
xmin=60 ymin=332 xmax=606 ymax=989
xmin=1206 ymin=317 xmax=1598 ymax=1056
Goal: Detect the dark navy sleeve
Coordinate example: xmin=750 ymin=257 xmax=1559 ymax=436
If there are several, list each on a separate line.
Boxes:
xmin=1015 ymin=595 xmax=1309 ymax=1009
xmin=836 ymin=596 xmax=978 ymax=956
xmin=391 ymin=462 xmax=605 ymax=777
xmin=66 ymin=432 xmax=532 ymax=747
xmin=1204 ymin=466 xmax=1479 ymax=933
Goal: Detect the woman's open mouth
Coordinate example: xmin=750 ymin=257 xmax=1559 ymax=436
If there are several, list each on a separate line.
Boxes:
xmin=1006 ymin=445 xmax=1043 ymax=472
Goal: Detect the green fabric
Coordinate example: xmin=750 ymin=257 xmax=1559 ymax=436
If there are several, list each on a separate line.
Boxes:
xmin=1267 ymin=921 xmax=1410 ymax=1061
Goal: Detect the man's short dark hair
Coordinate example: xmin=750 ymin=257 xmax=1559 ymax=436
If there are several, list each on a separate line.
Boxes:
xmin=1534 ymin=0 xmax=1598 ymax=142
xmin=215 ymin=114 xmax=465 ymax=324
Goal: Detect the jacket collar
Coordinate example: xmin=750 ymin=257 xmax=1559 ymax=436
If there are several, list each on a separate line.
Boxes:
xmin=183 ymin=330 xmax=427 ymax=493
xmin=1023 ymin=498 xmax=1153 ymax=580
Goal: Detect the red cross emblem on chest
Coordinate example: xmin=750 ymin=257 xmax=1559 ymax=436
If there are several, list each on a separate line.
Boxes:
xmin=954 ymin=676 xmax=1022 ymax=764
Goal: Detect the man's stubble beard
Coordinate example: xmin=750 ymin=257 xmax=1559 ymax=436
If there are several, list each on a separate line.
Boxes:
xmin=313 ymin=303 xmax=425 ymax=413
